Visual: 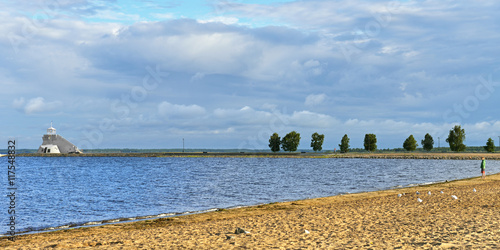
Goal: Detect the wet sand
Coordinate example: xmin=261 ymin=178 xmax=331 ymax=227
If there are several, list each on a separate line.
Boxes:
xmin=2 ymin=174 xmax=499 ymax=249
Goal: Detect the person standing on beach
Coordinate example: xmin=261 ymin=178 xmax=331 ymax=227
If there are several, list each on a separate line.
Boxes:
xmin=480 ymin=157 xmax=486 ymax=179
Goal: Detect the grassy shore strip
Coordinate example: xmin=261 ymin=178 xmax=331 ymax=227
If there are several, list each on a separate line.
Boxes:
xmin=17 ymin=152 xmax=500 ymax=160
xmin=1 ymin=173 xmax=499 ymax=249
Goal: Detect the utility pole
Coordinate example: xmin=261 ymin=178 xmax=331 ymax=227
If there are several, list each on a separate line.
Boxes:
xmin=438 ymin=137 xmax=440 ymax=149
xmin=183 ymin=138 xmax=185 ymax=153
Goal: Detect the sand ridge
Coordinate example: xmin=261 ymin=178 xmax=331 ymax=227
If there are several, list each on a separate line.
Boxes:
xmin=1 ymin=174 xmax=499 ymax=249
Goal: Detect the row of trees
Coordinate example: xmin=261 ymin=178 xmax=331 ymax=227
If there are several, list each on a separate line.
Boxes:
xmin=269 ymin=131 xmax=325 ymax=152
xmin=402 ymin=125 xmax=495 ymax=153
xmin=268 ymin=125 xmax=497 ymax=153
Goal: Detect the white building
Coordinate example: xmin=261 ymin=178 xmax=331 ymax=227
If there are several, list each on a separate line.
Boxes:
xmin=37 ymin=123 xmax=82 ymax=154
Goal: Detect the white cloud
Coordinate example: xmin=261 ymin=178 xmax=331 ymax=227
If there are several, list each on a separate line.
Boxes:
xmin=305 ymin=94 xmax=327 ymax=107
xmin=198 ymin=16 xmax=239 ymax=25
xmin=190 ymin=72 xmax=205 ymax=82
xmin=75 ymin=19 xmax=325 ymax=82
xmin=158 ymin=101 xmax=206 ymax=118
xmin=19 ymin=97 xmax=62 ymax=114
xmin=151 ymin=13 xmax=174 ymax=20
xmin=304 ymin=59 xmax=320 ymax=68
xmin=209 ymin=127 xmax=236 ymax=135
xmin=289 ymin=110 xmax=340 ymax=128
xmin=213 ymin=106 xmax=275 ymax=125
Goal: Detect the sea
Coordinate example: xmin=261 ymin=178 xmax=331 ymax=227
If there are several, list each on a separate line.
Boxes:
xmin=2 ymin=157 xmax=499 ymax=235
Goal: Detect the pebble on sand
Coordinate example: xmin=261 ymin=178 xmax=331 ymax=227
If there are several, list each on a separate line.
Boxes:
xmin=235 ymin=228 xmax=250 ymax=234
xmin=451 ymin=195 xmax=458 ymax=200
xmin=417 ymin=198 xmax=423 ymax=202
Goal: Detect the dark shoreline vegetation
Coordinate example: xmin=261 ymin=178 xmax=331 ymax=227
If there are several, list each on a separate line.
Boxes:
xmin=13 ymin=151 xmax=500 ymax=160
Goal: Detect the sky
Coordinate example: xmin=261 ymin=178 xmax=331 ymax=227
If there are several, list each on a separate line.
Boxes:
xmin=1 ymin=0 xmax=499 ymax=150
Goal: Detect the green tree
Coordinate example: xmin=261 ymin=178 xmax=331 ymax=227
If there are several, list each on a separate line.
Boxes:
xmin=268 ymin=133 xmax=281 ymax=152
xmin=484 ymin=138 xmax=495 ymax=153
xmin=446 ymin=125 xmax=466 ymax=152
xmin=339 ymin=134 xmax=350 ymax=153
xmin=403 ymin=135 xmax=418 ymax=151
xmin=310 ymin=132 xmax=325 ymax=152
xmin=364 ymin=134 xmax=377 ymax=152
xmin=421 ymin=133 xmax=434 ymax=151
xmin=281 ymin=131 xmax=301 ymax=152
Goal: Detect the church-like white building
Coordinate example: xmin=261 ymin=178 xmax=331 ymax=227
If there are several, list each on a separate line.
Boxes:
xmin=37 ymin=123 xmax=82 ymax=154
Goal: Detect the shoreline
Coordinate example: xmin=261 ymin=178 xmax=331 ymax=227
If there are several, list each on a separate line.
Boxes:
xmin=17 ymin=152 xmax=500 ymax=160
xmin=1 ymin=177 xmax=456 ymax=237
xmin=2 ymin=173 xmax=499 ymax=249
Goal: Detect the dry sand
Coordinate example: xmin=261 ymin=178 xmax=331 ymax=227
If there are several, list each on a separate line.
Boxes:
xmin=2 ymin=174 xmax=499 ymax=249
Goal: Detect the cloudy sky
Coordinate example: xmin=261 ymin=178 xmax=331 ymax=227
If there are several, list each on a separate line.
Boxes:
xmin=1 ymin=0 xmax=499 ymax=150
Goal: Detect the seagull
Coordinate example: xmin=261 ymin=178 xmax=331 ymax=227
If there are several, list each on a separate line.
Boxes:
xmin=416 ymin=191 xmax=420 ymax=195
xmin=417 ymin=198 xmax=423 ymax=202
xmin=473 ymin=188 xmax=477 ymax=192
xmin=304 ymin=230 xmax=310 ymax=234
xmin=398 ymin=194 xmax=402 ymax=198
xmin=440 ymin=191 xmax=444 ymax=194
xmin=451 ymin=195 xmax=458 ymax=200
xmin=427 ymin=191 xmax=431 ymax=195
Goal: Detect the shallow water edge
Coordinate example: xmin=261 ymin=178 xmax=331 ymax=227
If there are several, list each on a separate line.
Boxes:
xmin=2 ymin=173 xmax=491 ymax=237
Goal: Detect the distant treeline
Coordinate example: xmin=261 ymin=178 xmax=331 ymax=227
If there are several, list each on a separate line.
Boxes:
xmin=268 ymin=125 xmax=498 ymax=153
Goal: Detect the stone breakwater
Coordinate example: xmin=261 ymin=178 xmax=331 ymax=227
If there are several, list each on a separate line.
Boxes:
xmin=17 ymin=152 xmax=500 ymax=160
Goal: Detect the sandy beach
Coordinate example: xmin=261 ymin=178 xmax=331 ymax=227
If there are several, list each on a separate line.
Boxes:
xmin=2 ymin=173 xmax=499 ymax=249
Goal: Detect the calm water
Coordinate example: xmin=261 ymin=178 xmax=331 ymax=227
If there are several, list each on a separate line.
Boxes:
xmin=2 ymin=157 xmax=499 ymax=235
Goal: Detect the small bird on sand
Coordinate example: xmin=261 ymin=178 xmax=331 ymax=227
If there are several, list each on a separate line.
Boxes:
xmin=427 ymin=191 xmax=431 ymax=195
xmin=473 ymin=188 xmax=477 ymax=192
xmin=398 ymin=194 xmax=402 ymax=198
xmin=416 ymin=191 xmax=420 ymax=195
xmin=440 ymin=191 xmax=444 ymax=194
xmin=417 ymin=198 xmax=423 ymax=202
xmin=451 ymin=195 xmax=458 ymax=200
xmin=304 ymin=230 xmax=310 ymax=234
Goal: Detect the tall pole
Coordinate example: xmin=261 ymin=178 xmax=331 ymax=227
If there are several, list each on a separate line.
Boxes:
xmin=438 ymin=137 xmax=440 ymax=149
xmin=498 ymin=136 xmax=499 ymax=149
xmin=183 ymin=138 xmax=185 ymax=153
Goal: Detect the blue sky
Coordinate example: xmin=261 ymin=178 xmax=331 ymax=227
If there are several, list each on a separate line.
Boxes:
xmin=1 ymin=0 xmax=499 ymax=150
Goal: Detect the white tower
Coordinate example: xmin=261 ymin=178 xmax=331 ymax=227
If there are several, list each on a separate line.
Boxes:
xmin=47 ymin=122 xmax=56 ymax=135
xmin=38 ymin=122 xmax=82 ymax=154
